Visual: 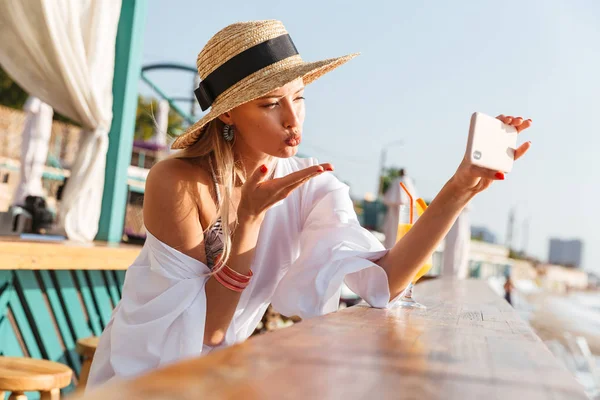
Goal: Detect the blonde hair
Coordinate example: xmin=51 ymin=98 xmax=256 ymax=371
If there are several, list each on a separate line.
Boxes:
xmin=171 ymin=119 xmax=237 ymax=273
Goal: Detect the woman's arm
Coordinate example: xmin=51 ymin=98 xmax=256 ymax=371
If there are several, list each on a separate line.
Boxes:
xmin=203 ymin=217 xmax=261 ymax=346
xmin=143 ymin=160 xmax=257 ymax=347
xmin=145 ymin=159 xmax=331 ymax=347
xmin=378 ymin=115 xmax=532 ymax=298
xmin=377 ymin=177 xmax=473 ymax=298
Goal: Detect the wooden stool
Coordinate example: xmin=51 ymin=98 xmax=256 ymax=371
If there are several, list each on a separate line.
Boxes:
xmin=76 ymin=337 xmax=99 ymax=389
xmin=0 ymin=356 xmax=72 ymax=400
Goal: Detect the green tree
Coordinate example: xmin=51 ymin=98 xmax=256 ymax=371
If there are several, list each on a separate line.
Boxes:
xmin=381 ymin=167 xmax=402 ymax=195
xmin=0 ymin=67 xmax=29 ymax=109
xmin=135 ymin=96 xmax=185 ymax=141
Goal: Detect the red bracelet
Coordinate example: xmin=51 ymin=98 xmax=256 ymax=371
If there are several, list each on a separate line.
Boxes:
xmin=221 ymin=265 xmax=252 ymax=283
xmin=216 ymin=269 xmax=249 ymax=289
xmin=212 ymin=254 xmax=253 ymax=292
xmin=215 ymin=254 xmax=253 ymax=283
xmin=214 ymin=272 xmax=245 ymax=292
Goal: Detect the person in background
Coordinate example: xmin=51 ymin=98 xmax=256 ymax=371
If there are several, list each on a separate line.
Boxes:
xmin=504 ymin=275 xmax=514 ymax=305
xmin=382 ymin=168 xmax=418 ymax=248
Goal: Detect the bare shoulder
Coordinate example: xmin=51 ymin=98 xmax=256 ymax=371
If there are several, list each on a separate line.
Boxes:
xmin=143 ymin=157 xmax=213 ymax=260
xmin=145 ymin=158 xmax=209 ymax=211
xmin=146 ymin=157 xmax=210 ymax=188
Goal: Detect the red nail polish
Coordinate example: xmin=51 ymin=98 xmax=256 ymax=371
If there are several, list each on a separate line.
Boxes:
xmin=326 ymin=167 xmax=334 ymax=171
xmin=260 ymin=165 xmax=268 ymax=174
xmin=495 ymin=172 xmax=505 ymax=180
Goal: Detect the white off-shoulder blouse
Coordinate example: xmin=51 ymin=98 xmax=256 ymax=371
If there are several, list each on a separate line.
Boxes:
xmin=88 ymin=156 xmax=400 ymax=387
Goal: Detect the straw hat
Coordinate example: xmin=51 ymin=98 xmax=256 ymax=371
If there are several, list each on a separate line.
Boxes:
xmin=171 ymin=20 xmax=358 ymax=150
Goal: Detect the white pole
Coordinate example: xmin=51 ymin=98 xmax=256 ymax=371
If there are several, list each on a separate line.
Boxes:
xmin=153 ymin=99 xmax=169 ymax=147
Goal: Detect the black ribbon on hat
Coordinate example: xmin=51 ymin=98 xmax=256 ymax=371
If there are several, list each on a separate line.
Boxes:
xmin=195 ymin=34 xmax=299 ymax=111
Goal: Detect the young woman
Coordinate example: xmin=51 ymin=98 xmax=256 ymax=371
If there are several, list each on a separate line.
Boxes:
xmin=88 ymin=20 xmax=532 ymax=386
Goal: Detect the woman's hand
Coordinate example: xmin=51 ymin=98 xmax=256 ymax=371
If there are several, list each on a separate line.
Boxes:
xmin=379 ymin=114 xmax=532 ymax=297
xmin=450 ymin=115 xmax=533 ymax=195
xmin=237 ymin=162 xmax=334 ymax=223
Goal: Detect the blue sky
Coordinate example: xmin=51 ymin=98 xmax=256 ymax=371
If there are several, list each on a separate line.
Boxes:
xmin=142 ymin=0 xmax=600 ymax=272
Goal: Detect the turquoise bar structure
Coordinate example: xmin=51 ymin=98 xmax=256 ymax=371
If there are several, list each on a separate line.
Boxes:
xmin=97 ymin=0 xmax=148 ymax=242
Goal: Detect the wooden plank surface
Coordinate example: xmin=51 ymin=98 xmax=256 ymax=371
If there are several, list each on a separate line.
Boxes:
xmin=0 ymin=268 xmax=125 ymax=390
xmin=114 ymin=271 xmax=126 ymax=292
xmin=52 ymin=271 xmax=93 ymax=341
xmin=85 ymin=271 xmax=114 ymax=328
xmin=103 ymin=270 xmax=122 ymax=307
xmin=0 ymin=237 xmax=140 ymax=270
xmin=38 ymin=270 xmax=81 ymax=374
xmin=9 ymin=276 xmax=43 ymax=359
xmin=14 ymin=271 xmax=67 ymax=364
xmin=73 ymin=271 xmax=103 ymax=337
xmin=78 ymin=279 xmax=587 ymax=400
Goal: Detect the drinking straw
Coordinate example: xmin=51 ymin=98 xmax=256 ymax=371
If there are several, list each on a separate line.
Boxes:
xmin=399 ymin=182 xmax=414 ymax=224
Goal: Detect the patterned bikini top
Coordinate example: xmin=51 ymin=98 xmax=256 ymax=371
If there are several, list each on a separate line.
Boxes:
xmin=204 ymin=158 xmax=224 ymax=269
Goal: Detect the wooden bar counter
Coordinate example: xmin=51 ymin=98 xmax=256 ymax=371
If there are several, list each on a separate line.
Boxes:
xmin=0 ymin=236 xmax=140 ymax=270
xmin=0 ymin=236 xmax=140 ymax=386
xmin=78 ymin=279 xmax=587 ymax=400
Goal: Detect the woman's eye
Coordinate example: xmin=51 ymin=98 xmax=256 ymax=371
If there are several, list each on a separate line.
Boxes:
xmin=295 ymin=96 xmax=305 ymax=101
xmin=262 ymin=102 xmax=278 ymax=108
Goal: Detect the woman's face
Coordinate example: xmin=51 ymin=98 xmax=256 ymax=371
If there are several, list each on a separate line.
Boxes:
xmin=219 ymin=78 xmax=306 ymax=159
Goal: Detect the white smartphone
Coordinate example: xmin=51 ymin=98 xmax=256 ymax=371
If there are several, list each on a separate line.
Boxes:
xmin=466 ymin=112 xmax=518 ymax=173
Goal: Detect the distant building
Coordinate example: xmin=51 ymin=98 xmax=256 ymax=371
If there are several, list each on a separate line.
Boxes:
xmin=471 ymin=226 xmax=497 ymax=244
xmin=548 ymin=238 xmax=583 ymax=268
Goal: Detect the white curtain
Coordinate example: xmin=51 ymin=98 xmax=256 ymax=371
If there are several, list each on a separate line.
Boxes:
xmin=12 ymin=97 xmax=54 ymax=206
xmin=0 ymin=0 xmax=123 ymax=241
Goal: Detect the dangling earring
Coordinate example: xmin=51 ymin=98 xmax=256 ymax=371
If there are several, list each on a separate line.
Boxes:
xmin=222 ymin=124 xmax=235 ymax=142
